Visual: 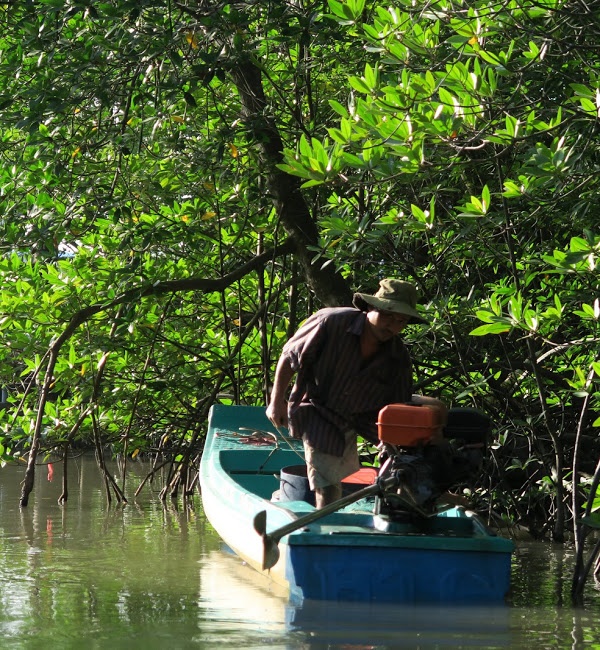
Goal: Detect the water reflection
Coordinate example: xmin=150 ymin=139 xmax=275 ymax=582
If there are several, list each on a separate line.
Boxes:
xmin=0 ymin=457 xmax=214 ymax=649
xmin=200 ymin=549 xmax=514 ymax=648
xmin=200 ymin=546 xmax=600 ymax=649
xmin=1 ymin=456 xmax=600 ymax=648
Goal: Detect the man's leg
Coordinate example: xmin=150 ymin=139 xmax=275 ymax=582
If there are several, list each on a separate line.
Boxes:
xmin=304 ymin=430 xmax=359 ymax=509
xmin=314 ymin=483 xmax=342 ymax=509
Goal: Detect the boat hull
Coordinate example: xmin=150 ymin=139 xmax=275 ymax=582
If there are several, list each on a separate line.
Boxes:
xmin=200 ymin=404 xmax=513 ymax=604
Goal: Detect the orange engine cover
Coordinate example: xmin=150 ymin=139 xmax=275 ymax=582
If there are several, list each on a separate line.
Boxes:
xmin=377 ymin=403 xmax=441 ymax=446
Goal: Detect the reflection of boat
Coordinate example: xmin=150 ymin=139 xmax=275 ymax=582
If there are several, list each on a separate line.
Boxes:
xmin=200 ymin=404 xmax=514 ymax=605
xmin=200 ymin=549 xmax=513 ymax=648
xmin=199 ymin=550 xmax=289 ymax=632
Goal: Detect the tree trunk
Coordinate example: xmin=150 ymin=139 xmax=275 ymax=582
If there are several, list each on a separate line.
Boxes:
xmin=230 ymin=58 xmax=352 ymax=308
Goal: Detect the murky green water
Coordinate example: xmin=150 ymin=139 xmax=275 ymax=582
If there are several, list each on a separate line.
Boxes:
xmin=0 ymin=456 xmax=599 ymax=649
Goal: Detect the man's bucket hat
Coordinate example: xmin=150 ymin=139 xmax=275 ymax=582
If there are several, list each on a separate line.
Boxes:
xmin=353 ymin=278 xmax=428 ymax=324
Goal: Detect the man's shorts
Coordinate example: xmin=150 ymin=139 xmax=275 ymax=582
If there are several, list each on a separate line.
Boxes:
xmin=304 ymin=429 xmax=360 ymax=490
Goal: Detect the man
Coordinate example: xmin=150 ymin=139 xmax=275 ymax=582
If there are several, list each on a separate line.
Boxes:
xmin=266 ymin=278 xmax=446 ymax=509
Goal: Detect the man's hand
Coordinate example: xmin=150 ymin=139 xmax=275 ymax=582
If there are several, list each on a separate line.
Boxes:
xmin=266 ymin=399 xmax=288 ymax=429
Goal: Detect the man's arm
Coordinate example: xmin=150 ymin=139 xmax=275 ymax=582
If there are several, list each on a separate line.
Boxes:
xmin=266 ymin=309 xmax=328 ymax=428
xmin=266 ymin=355 xmax=296 ymax=428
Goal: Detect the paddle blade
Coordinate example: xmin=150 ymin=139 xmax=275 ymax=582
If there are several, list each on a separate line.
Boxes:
xmin=253 ymin=510 xmax=267 ymax=536
xmin=253 ymin=510 xmax=280 ymax=570
xmin=262 ymin=535 xmax=280 ymax=571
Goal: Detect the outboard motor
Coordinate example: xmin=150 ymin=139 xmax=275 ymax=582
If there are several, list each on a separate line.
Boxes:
xmin=374 ymin=404 xmax=491 ymax=519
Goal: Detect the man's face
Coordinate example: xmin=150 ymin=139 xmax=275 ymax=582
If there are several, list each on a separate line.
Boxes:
xmin=365 ymin=309 xmax=410 ymax=341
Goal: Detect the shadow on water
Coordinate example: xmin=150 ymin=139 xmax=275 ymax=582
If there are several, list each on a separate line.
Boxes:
xmin=1 ymin=456 xmax=600 ymax=648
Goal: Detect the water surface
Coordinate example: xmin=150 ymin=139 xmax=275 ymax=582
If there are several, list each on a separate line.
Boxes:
xmin=0 ymin=456 xmax=599 ymax=649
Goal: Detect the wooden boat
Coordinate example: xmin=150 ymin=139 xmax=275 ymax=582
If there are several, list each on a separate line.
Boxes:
xmin=200 ymin=404 xmax=514 ymax=605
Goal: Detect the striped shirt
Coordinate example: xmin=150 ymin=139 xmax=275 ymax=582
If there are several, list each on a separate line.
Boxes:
xmin=282 ymin=307 xmax=413 ymax=456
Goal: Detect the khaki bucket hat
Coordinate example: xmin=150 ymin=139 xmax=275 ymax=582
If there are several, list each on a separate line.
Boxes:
xmin=352 ymin=278 xmax=428 ymax=324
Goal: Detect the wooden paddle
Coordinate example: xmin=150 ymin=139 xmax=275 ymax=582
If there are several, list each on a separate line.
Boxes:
xmin=253 ymin=476 xmax=399 ymax=571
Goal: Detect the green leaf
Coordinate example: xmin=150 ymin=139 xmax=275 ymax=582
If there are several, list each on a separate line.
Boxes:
xmin=579 ymin=513 xmax=600 ymax=529
xmin=327 ymin=0 xmax=356 ymax=22
xmin=349 ymin=76 xmax=371 ymax=94
xmin=329 ymin=99 xmax=349 ymax=118
xmin=481 ymin=185 xmax=491 ymax=212
xmin=469 ymin=322 xmax=511 ymax=336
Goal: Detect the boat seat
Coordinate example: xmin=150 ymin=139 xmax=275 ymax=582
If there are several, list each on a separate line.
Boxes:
xmin=229 ymin=472 xmax=280 ymax=500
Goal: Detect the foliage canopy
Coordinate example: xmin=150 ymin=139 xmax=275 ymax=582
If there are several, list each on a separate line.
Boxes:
xmin=0 ymin=0 xmax=599 ymax=597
